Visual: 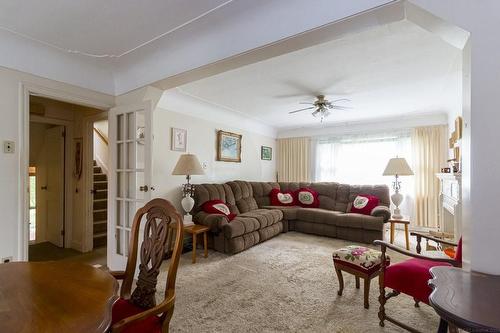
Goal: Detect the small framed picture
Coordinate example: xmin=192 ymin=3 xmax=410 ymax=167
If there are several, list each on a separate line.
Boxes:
xmin=261 ymin=146 xmax=272 ymax=160
xmin=217 ymin=130 xmax=242 ymax=162
xmin=171 ymin=128 xmax=187 ymax=152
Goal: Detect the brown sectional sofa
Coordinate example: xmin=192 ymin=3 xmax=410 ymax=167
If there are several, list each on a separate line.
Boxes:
xmin=193 ymin=180 xmax=391 ymax=254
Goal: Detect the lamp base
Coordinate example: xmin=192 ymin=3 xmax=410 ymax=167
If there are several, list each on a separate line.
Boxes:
xmin=392 ymin=207 xmax=403 ymax=220
xmin=183 ymin=214 xmax=194 ymax=226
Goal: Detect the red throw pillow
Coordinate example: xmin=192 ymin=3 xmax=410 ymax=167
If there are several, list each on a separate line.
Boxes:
xmin=295 ymin=188 xmax=320 ymax=208
xmin=350 ymin=194 xmax=379 ymax=215
xmin=202 ymin=200 xmax=236 ymax=221
xmin=269 ymin=188 xmax=296 ymax=206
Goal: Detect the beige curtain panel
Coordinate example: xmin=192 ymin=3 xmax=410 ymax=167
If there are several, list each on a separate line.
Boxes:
xmin=412 ymin=125 xmax=448 ymax=228
xmin=277 ymin=137 xmax=311 ymax=182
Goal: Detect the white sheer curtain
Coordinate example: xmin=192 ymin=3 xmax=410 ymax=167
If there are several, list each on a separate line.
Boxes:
xmin=314 ymin=130 xmax=414 ymax=220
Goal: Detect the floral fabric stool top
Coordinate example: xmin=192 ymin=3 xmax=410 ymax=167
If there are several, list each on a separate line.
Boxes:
xmin=332 ymin=245 xmax=389 ymax=309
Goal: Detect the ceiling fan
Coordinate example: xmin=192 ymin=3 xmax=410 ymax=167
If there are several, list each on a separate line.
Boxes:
xmin=288 ymin=95 xmax=351 ymax=122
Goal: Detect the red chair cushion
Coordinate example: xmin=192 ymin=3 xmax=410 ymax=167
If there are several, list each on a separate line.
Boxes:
xmin=202 ymin=199 xmax=236 ymax=221
xmin=295 ymin=188 xmax=320 ymax=208
xmin=112 ymin=298 xmax=162 ymax=333
xmin=384 ymin=258 xmax=452 ymax=304
xmin=454 ymin=237 xmax=463 ymax=264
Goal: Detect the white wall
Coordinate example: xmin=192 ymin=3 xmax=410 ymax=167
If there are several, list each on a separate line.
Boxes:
xmin=407 ymin=0 xmax=499 ymax=275
xmin=152 ymin=107 xmax=276 ymax=213
xmin=0 ymin=66 xmax=113 ymax=261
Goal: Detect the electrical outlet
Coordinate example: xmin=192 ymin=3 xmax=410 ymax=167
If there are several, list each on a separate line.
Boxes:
xmin=2 ymin=256 xmax=13 ymax=263
xmin=202 ymin=162 xmax=208 ymax=169
xmin=3 ymin=140 xmax=15 ymax=154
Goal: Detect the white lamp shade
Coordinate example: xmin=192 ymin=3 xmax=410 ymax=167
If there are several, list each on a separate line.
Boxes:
xmin=383 ymin=157 xmax=414 ymax=176
xmin=172 ymin=154 xmax=204 ymax=176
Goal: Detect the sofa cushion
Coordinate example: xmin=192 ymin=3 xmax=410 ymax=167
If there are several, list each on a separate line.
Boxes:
xmin=336 ymin=213 xmax=384 ymax=230
xmin=223 ymin=209 xmax=283 ymax=239
xmin=202 ymin=200 xmax=236 ymax=221
xmin=350 ymin=194 xmax=379 ymax=215
xmin=269 ymin=188 xmax=296 ymax=206
xmin=194 ymin=183 xmax=239 ymax=214
xmin=296 ymin=188 xmax=320 ymax=208
xmin=296 ymin=208 xmax=343 ymax=225
xmin=349 ymin=185 xmax=390 ymax=208
xmin=261 ymin=206 xmax=300 ymax=220
xmin=227 ymin=181 xmax=259 ymax=213
xmin=251 ymin=182 xmax=279 ymax=207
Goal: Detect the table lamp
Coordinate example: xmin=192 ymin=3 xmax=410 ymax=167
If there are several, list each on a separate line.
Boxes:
xmin=172 ymin=154 xmax=204 ymax=223
xmin=383 ymin=157 xmax=414 ymax=219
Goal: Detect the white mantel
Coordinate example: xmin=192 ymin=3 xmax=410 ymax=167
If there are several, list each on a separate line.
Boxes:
xmin=436 ymin=173 xmax=461 ymax=240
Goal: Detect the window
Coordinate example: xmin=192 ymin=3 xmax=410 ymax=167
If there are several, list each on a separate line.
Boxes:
xmin=314 ymin=130 xmax=414 ymax=218
xmin=29 ymin=166 xmax=36 ymax=242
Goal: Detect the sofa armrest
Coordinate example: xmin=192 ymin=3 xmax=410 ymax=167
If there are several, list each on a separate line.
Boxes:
xmin=193 ymin=211 xmax=229 ymax=233
xmin=371 ymin=205 xmax=391 ymax=222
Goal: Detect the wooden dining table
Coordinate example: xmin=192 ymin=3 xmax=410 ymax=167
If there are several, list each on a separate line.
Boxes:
xmin=0 ymin=261 xmax=118 ymax=333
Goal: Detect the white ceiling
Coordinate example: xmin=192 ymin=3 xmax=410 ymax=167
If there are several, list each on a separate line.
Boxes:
xmin=0 ymin=0 xmax=229 ymax=57
xmin=173 ymin=20 xmax=462 ymax=130
xmin=0 ymin=0 xmax=395 ymax=94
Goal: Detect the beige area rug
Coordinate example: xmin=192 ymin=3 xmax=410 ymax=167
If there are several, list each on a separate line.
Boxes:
xmin=158 ymin=232 xmax=439 ymax=333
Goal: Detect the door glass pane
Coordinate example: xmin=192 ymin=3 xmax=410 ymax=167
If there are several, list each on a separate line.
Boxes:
xmin=116 ymin=229 xmax=122 ymax=255
xmin=117 ymin=114 xmax=124 ymax=140
xmin=117 ymin=143 xmax=124 ymax=169
xmin=136 ymin=141 xmax=145 ymax=170
xmin=116 ymin=200 xmax=123 ymax=226
xmin=125 ymin=201 xmax=137 ymax=228
xmin=126 ymin=112 xmax=135 ymax=140
xmin=126 ymin=142 xmax=135 ymax=169
xmin=136 ymin=111 xmax=145 ymax=145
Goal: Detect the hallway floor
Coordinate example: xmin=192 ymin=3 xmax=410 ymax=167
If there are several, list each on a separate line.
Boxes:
xmin=29 ymin=242 xmax=106 ymax=266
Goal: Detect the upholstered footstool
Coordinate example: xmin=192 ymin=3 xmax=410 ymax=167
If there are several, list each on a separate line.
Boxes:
xmin=332 ymin=246 xmax=389 ymax=309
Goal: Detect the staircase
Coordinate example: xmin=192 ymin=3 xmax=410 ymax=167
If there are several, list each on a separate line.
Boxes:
xmin=93 ymin=160 xmax=108 ymax=248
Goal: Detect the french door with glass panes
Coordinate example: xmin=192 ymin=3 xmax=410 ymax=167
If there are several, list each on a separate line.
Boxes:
xmin=107 ymin=101 xmax=153 ymax=270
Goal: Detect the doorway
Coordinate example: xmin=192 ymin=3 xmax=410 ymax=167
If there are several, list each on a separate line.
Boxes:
xmin=28 ymin=121 xmax=67 ymax=260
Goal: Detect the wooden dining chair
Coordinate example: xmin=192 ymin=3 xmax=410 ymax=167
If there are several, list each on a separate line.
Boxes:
xmin=109 ymin=198 xmax=184 ymax=333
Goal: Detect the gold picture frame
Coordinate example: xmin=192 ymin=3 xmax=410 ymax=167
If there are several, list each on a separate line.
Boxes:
xmin=216 ymin=130 xmax=242 ymax=162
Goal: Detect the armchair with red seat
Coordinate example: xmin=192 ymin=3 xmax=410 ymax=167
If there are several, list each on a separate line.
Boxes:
xmin=374 ymin=232 xmax=462 ymax=332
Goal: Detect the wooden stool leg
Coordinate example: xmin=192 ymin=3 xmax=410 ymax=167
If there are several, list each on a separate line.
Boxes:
xmin=404 ymin=224 xmax=410 ymax=250
xmin=364 ymin=277 xmax=370 ymax=309
xmin=192 ymin=233 xmax=197 ymax=264
xmin=203 ymin=232 xmax=208 ymax=258
xmin=355 ymin=276 xmax=360 ymax=289
xmin=390 ymin=222 xmax=395 ymax=244
xmin=335 ymin=268 xmax=344 ymax=296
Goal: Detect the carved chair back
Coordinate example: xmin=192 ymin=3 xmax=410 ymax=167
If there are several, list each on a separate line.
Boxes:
xmin=119 ymin=198 xmax=184 ymax=313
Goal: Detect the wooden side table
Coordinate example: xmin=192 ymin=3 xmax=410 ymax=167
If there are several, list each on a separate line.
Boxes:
xmin=184 ymin=224 xmax=210 ymax=264
xmin=429 ymin=266 xmax=500 ymax=333
xmin=387 ymin=217 xmax=410 ymax=250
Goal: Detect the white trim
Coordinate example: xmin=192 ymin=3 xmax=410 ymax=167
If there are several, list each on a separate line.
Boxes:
xmin=19 ymin=82 xmax=113 ymax=261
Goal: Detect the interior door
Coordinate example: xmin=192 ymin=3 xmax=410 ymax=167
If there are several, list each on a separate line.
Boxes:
xmin=107 ymin=101 xmax=153 ymax=270
xmin=44 ymin=125 xmax=65 ymax=247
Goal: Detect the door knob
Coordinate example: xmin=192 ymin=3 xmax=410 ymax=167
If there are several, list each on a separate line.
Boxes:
xmin=139 ymin=185 xmax=149 ymax=192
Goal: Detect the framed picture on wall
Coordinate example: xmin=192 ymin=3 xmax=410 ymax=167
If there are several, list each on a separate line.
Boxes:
xmin=261 ymin=146 xmax=272 ymax=160
xmin=171 ymin=127 xmax=187 ymax=152
xmin=216 ymin=130 xmax=242 ymax=162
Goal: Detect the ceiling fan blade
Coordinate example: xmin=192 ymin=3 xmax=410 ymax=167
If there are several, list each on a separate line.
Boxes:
xmin=275 ymin=93 xmax=311 ymax=99
xmin=332 ymin=105 xmax=353 ymax=110
xmin=299 ymin=102 xmax=314 ymax=105
xmin=288 ymin=106 xmax=315 ymax=114
xmin=331 ymin=98 xmax=351 ymax=103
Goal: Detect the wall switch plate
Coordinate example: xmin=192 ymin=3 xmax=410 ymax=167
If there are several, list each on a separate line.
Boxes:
xmin=2 ymin=256 xmax=12 ymax=263
xmin=202 ymin=162 xmax=208 ymax=169
xmin=3 ymin=140 xmax=15 ymax=153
